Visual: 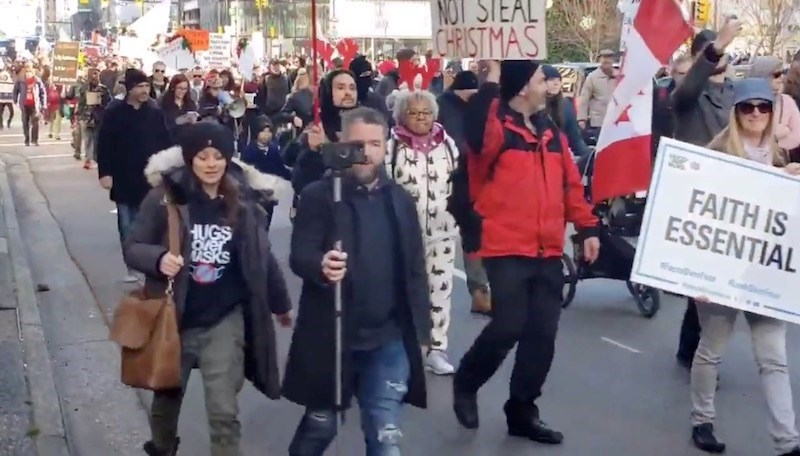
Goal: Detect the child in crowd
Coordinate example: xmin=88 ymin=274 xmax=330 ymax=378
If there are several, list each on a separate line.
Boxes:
xmin=241 ymin=115 xmax=292 ymax=228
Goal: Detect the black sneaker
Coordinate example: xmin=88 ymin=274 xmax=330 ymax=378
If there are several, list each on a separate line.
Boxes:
xmin=452 ymin=381 xmax=479 ymax=429
xmin=692 ymin=423 xmax=726 ymax=453
xmin=504 ymin=399 xmax=563 ymax=444
xmin=143 ymin=437 xmax=180 ymax=456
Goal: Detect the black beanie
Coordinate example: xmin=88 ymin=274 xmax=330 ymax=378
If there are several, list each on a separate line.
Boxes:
xmin=690 ymin=30 xmax=717 ymax=57
xmin=349 ymin=55 xmax=372 ymax=77
xmin=179 ymin=122 xmax=235 ymax=165
xmin=500 ymin=60 xmax=540 ymax=101
xmin=254 ymin=115 xmax=273 ymax=134
xmin=123 ymin=68 xmax=148 ymax=92
xmin=451 ymin=71 xmax=479 ymax=90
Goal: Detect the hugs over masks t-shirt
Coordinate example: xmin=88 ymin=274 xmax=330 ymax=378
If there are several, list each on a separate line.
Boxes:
xmin=182 ymin=194 xmax=246 ymax=329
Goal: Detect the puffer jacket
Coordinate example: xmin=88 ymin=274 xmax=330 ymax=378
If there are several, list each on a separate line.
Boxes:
xmin=386 ymin=125 xmax=459 ymax=242
xmin=122 ymin=146 xmax=291 ymax=399
xmin=464 ymin=82 xmax=599 ymax=259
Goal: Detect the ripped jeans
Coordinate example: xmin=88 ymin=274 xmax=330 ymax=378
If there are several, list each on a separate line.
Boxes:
xmin=289 ymin=338 xmax=410 ymax=456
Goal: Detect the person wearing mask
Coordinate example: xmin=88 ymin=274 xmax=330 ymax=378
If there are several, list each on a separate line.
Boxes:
xmin=283 ymin=107 xmax=430 ymax=456
xmin=149 ymin=61 xmax=170 ymax=100
xmin=240 ymin=116 xmax=292 ymax=229
xmin=12 ymin=62 xmax=46 ymax=146
xmin=96 ymin=68 xmax=172 ymax=283
xmin=749 ymin=56 xmax=800 ymax=151
xmin=671 ymin=21 xmax=741 ymax=372
xmin=73 ymin=66 xmax=112 ymax=168
xmin=691 ymin=78 xmax=800 ymax=455
xmin=577 ymin=49 xmax=619 ymax=140
xmin=452 ymin=60 xmax=600 ymax=445
xmin=160 ymin=74 xmax=199 ymax=135
xmin=349 ymin=55 xmax=391 ymax=123
xmin=652 ymin=55 xmax=692 ymax=157
xmin=387 ymin=90 xmax=458 ymax=375
xmin=125 ymin=123 xmax=293 ymax=456
xmin=436 ymin=70 xmax=491 ymax=315
xmin=0 ymin=64 xmax=14 ymax=128
xmin=289 ymin=69 xmax=359 ymax=195
xmin=542 ymin=65 xmax=591 ymax=158
xmin=256 ymin=59 xmax=290 ymax=122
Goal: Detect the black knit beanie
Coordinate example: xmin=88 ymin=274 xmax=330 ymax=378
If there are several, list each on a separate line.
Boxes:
xmin=123 ymin=68 xmax=148 ymax=92
xmin=451 ymin=71 xmax=479 ymax=90
xmin=500 ymin=60 xmax=540 ymax=102
xmin=178 ymin=122 xmax=235 ymax=165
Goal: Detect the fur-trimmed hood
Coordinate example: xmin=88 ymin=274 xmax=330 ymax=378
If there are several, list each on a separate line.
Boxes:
xmin=144 ymin=146 xmax=289 ymax=200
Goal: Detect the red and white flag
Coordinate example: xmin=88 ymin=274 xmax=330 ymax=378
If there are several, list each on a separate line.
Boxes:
xmin=591 ymin=0 xmax=692 ymax=203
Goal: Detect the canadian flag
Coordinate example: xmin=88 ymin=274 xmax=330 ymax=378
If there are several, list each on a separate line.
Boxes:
xmin=591 ymin=0 xmax=693 ymax=203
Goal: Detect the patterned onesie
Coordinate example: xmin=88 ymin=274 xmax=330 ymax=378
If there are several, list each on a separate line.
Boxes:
xmin=387 ymin=130 xmax=458 ymax=351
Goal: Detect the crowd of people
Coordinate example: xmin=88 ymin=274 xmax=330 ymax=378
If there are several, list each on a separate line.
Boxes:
xmin=11 ymin=17 xmax=800 ymax=456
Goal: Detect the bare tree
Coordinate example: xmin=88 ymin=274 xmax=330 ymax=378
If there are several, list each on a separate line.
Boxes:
xmin=737 ymin=0 xmax=796 ymax=55
xmin=548 ymin=0 xmax=622 ymax=61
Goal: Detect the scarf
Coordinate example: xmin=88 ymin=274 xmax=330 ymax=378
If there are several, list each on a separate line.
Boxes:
xmin=394 ymin=123 xmax=445 ymax=154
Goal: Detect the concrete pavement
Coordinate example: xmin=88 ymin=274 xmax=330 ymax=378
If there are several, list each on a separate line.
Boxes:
xmin=1 ymin=126 xmax=797 ymax=456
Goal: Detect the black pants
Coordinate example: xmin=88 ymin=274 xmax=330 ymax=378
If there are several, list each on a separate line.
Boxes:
xmin=0 ymin=103 xmax=13 ymax=126
xmin=455 ymin=256 xmax=563 ymax=403
xmin=677 ymin=299 xmax=701 ymax=362
xmin=21 ymin=105 xmax=39 ymax=144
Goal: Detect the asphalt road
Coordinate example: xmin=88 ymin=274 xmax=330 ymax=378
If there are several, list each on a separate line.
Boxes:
xmin=3 ymin=125 xmax=798 ymax=456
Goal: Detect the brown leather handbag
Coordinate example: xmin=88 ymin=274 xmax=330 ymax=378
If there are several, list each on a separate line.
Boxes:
xmin=109 ymin=201 xmax=182 ymax=391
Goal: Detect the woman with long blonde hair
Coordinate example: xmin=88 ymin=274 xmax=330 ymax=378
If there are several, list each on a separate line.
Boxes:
xmin=692 ymin=78 xmax=800 ymax=455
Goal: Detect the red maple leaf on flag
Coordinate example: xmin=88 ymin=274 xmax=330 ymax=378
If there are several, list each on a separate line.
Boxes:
xmin=313 ymin=38 xmax=335 ymax=67
xmin=615 ymin=104 xmax=633 ymax=125
xmin=397 ymin=58 xmax=442 ymax=91
xmin=335 ymin=38 xmax=359 ymax=69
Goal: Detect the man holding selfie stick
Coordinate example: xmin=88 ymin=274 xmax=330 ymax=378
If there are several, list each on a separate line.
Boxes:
xmin=283 ymin=106 xmax=431 ymax=456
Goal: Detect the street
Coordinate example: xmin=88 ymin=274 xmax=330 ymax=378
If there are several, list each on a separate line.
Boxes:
xmin=0 ymin=125 xmax=794 ymax=456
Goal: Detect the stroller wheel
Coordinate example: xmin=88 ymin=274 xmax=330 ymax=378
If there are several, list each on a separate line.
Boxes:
xmin=561 ymin=254 xmax=578 ymax=308
xmin=626 ymin=281 xmax=661 ymax=318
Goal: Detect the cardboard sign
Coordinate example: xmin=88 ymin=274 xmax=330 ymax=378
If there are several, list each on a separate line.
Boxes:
xmin=177 ymin=29 xmax=210 ymax=51
xmin=0 ymin=82 xmax=12 ymax=95
xmin=631 ymin=138 xmax=800 ymax=324
xmin=85 ymin=92 xmax=101 ymax=106
xmin=430 ymin=0 xmax=547 ymax=60
xmin=52 ymin=42 xmax=80 ymax=85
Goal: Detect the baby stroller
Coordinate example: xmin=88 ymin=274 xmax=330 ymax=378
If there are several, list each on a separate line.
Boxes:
xmin=561 ymin=150 xmax=661 ymax=318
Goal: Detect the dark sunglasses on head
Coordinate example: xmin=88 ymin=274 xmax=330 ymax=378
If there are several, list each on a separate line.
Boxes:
xmin=737 ymin=102 xmax=773 ymax=115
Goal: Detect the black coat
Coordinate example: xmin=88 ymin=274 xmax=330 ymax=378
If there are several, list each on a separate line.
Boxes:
xmin=123 ymin=146 xmax=291 ymax=399
xmin=282 ymin=176 xmax=430 ymax=410
xmin=96 ymin=99 xmax=172 ymax=207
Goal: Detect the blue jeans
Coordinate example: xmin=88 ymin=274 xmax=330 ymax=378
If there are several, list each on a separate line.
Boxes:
xmin=288 ymin=338 xmax=410 ymax=456
xmin=116 ymin=203 xmax=139 ymax=246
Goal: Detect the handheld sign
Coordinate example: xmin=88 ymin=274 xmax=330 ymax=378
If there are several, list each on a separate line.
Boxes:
xmin=631 ymin=138 xmax=800 ymax=324
xmin=430 ymin=0 xmax=547 ymax=60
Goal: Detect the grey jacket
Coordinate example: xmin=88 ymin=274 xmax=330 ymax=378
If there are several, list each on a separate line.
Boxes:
xmin=123 ymin=146 xmax=292 ymax=399
xmin=671 ymin=45 xmax=734 ymax=146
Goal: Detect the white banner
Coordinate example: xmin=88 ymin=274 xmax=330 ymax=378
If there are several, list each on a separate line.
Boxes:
xmin=631 ymin=138 xmax=800 ymax=324
xmin=430 ymin=0 xmax=547 ymax=60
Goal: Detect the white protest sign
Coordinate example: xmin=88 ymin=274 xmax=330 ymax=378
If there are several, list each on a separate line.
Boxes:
xmin=430 ymin=0 xmax=547 ymax=60
xmin=204 ymin=33 xmax=232 ymax=70
xmin=631 ymin=138 xmax=800 ymax=324
xmin=157 ymin=39 xmax=195 ymax=72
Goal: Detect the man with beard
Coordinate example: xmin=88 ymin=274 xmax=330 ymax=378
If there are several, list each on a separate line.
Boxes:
xmin=349 ymin=55 xmax=391 ymax=124
xmin=452 ymin=60 xmax=600 ymax=445
xmin=256 ymin=59 xmax=290 ymax=122
xmin=289 ymin=69 xmax=359 ymax=196
xmin=283 ymin=107 xmax=430 ymax=456
xmin=670 ymin=21 xmax=741 ymax=395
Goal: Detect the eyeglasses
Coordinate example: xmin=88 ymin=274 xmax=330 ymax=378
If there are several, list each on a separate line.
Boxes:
xmin=154 ymin=69 xmax=165 ymax=73
xmin=407 ymin=110 xmax=433 ymax=118
xmin=737 ymin=102 xmax=773 ymax=115
xmin=193 ymin=75 xmax=202 ymax=79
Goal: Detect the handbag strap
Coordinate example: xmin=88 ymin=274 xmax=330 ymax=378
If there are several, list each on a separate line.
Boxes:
xmin=165 ymin=202 xmax=182 ymax=296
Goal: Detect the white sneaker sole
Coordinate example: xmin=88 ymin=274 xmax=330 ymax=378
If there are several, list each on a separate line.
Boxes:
xmin=425 ymin=364 xmax=455 ymax=376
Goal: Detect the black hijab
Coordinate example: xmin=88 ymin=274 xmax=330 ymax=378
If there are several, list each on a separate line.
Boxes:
xmin=349 ymin=55 xmax=374 ymax=103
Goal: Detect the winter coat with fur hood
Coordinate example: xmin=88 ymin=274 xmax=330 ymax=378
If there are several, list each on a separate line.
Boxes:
xmin=123 ymin=146 xmax=291 ymax=399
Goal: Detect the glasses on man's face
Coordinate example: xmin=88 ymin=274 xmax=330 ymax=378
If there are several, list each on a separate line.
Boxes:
xmin=154 ymin=69 xmax=165 ymax=73
xmin=407 ymin=110 xmax=433 ymax=118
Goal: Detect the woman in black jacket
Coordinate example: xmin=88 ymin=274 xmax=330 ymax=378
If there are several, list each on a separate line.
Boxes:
xmin=123 ymin=123 xmax=292 ymax=456
xmin=160 ymin=74 xmax=198 ymax=136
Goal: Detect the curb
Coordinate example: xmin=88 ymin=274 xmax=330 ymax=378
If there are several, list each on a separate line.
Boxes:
xmin=0 ymin=159 xmax=70 ymax=456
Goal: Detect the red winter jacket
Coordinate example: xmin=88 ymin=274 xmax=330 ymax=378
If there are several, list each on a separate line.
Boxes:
xmin=464 ymin=83 xmax=599 ymax=259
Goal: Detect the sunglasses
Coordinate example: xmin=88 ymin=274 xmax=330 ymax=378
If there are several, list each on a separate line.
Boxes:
xmin=154 ymin=69 xmax=165 ymax=73
xmin=737 ymin=102 xmax=773 ymax=115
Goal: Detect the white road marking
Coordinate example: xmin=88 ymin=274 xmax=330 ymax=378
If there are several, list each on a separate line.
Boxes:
xmin=600 ymin=337 xmax=641 ymax=354
xmin=0 ymin=133 xmax=24 ymax=138
xmin=453 ymin=268 xmax=466 ymax=281
xmin=27 ymin=153 xmax=74 ymax=159
xmin=0 ymin=142 xmax=64 ymax=148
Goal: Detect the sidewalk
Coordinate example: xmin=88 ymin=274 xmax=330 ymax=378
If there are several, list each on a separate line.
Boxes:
xmin=0 ymin=160 xmax=69 ymax=456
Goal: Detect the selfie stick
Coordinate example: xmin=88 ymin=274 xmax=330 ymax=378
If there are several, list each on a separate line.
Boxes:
xmin=332 ymin=167 xmax=345 ymax=454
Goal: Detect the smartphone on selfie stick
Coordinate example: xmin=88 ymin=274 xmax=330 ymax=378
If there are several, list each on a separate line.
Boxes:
xmin=320 ymin=140 xmax=368 ymax=439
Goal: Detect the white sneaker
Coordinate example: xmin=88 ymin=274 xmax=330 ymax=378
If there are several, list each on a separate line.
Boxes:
xmin=425 ymin=350 xmax=455 ymax=376
xmin=123 ymin=270 xmax=140 ymax=283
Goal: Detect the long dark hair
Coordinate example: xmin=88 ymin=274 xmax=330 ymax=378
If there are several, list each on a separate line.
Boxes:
xmin=161 ymin=74 xmax=197 ymax=111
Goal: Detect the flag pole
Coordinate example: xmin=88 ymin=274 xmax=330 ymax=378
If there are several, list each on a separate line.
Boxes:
xmin=311 ymin=0 xmax=321 ymax=125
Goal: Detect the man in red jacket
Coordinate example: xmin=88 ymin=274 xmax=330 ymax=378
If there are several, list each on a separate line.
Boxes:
xmin=452 ymin=60 xmax=600 ymax=445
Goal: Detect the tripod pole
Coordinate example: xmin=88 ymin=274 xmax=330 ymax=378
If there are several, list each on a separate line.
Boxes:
xmin=332 ymin=171 xmax=344 ymax=454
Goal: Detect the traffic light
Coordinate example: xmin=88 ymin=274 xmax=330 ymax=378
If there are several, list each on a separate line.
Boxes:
xmin=255 ymin=0 xmax=269 ymax=8
xmin=694 ymin=0 xmax=710 ymax=27
xmin=268 ymin=26 xmax=276 ymax=38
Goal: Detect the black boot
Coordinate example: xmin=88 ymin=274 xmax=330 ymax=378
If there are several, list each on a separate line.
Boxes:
xmin=780 ymin=447 xmax=800 ymax=456
xmin=503 ymin=399 xmax=563 ymax=444
xmin=692 ymin=423 xmax=725 ymax=453
xmin=143 ymin=437 xmax=180 ymax=456
xmin=452 ymin=380 xmax=479 ymax=429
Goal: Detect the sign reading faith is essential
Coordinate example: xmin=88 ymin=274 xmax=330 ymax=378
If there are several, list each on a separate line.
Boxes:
xmin=430 ymin=0 xmax=547 ymax=60
xmin=631 ymin=137 xmax=800 ymax=324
